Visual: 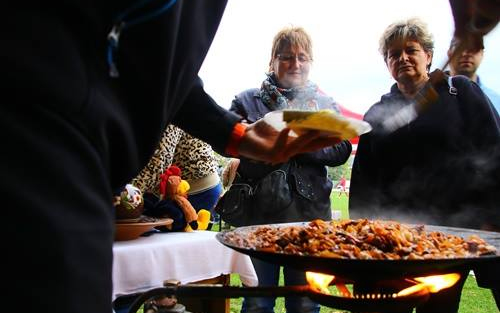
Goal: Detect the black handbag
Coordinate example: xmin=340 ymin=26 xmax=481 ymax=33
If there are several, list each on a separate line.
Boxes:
xmin=215 ymin=162 xmax=292 ymax=227
xmin=214 ymin=182 xmax=253 ymax=227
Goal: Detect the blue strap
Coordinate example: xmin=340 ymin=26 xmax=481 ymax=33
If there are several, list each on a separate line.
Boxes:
xmin=107 ymin=0 xmax=179 ymax=78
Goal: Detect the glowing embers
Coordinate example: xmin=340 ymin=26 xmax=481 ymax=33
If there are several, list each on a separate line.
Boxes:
xmin=305 ymin=271 xmax=461 ymax=299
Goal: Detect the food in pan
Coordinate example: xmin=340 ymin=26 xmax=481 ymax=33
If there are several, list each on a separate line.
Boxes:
xmin=223 ymin=219 xmax=497 ymax=260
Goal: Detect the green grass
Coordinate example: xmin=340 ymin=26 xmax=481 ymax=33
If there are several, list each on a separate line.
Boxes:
xmin=228 ymin=274 xmax=497 ymax=313
xmin=330 ymin=191 xmax=350 ymax=219
xmin=458 ymin=275 xmax=498 ymax=312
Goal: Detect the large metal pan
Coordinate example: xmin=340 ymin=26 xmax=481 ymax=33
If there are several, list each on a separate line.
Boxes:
xmin=216 ymin=222 xmax=500 ymax=281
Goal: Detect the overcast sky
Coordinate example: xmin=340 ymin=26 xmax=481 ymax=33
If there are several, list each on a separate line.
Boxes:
xmin=199 ymin=0 xmax=500 ymax=114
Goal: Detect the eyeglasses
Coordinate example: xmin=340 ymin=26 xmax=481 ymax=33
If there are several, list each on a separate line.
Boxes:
xmin=276 ymin=53 xmax=311 ymax=63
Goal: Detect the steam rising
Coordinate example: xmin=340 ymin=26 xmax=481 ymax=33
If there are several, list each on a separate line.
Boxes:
xmin=352 ymin=97 xmax=500 ymax=230
xmin=365 ymin=98 xmax=414 ymax=135
xmin=381 ymin=103 xmax=417 ymax=133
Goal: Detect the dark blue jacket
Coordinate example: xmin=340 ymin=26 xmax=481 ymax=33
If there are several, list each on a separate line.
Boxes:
xmin=230 ymin=88 xmax=352 ymax=224
xmin=350 ymin=75 xmax=500 ymax=229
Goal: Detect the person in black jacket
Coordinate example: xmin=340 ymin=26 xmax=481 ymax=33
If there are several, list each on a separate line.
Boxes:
xmin=227 ymin=26 xmax=352 ymax=313
xmin=349 ymin=17 xmax=500 ymax=231
xmin=0 ymin=3 xmax=343 ymax=313
xmin=349 ymin=19 xmax=500 ymax=312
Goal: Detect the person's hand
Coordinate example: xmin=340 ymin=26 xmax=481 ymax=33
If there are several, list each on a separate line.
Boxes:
xmin=237 ymin=119 xmax=341 ymax=164
xmin=449 ymin=0 xmax=499 ymax=50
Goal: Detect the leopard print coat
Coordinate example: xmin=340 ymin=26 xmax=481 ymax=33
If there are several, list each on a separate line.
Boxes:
xmin=132 ymin=124 xmax=219 ymax=195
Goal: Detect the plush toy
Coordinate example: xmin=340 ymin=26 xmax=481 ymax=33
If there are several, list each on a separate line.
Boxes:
xmin=113 ymin=184 xmax=144 ymax=220
xmin=197 ymin=209 xmax=212 ymax=230
xmin=155 ymin=165 xmax=198 ymax=231
xmin=186 ymin=209 xmax=212 ymax=231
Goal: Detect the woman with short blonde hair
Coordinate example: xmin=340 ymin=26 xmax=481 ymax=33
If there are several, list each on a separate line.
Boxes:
xmin=350 ymin=17 xmax=500 ymax=237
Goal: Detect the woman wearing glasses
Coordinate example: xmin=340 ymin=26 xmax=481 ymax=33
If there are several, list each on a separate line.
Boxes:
xmin=224 ymin=26 xmax=351 ymax=313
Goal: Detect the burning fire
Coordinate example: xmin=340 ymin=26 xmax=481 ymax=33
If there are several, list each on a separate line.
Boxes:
xmin=398 ymin=273 xmax=461 ymax=297
xmin=305 ymin=272 xmax=350 ymax=297
xmin=306 ymin=272 xmax=335 ymax=294
xmin=306 ymin=271 xmax=461 ymax=299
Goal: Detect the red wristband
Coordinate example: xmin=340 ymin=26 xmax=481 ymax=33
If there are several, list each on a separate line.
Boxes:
xmin=225 ymin=123 xmax=247 ymax=157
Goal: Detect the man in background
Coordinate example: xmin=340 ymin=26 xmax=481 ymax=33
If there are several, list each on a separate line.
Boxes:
xmin=448 ymin=36 xmax=500 ymax=114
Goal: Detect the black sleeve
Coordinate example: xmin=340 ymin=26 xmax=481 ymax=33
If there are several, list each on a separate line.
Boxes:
xmin=229 ymin=95 xmax=248 ymax=120
xmin=456 ymin=77 xmax=500 ymax=146
xmin=172 ymin=77 xmax=241 ymax=155
xmin=293 ymin=140 xmax=352 ymax=167
xmin=349 ymin=131 xmax=380 ymax=216
xmin=453 ymin=78 xmax=500 ymax=227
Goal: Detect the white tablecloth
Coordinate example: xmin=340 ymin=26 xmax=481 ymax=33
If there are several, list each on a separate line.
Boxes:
xmin=112 ymin=230 xmax=258 ymax=300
